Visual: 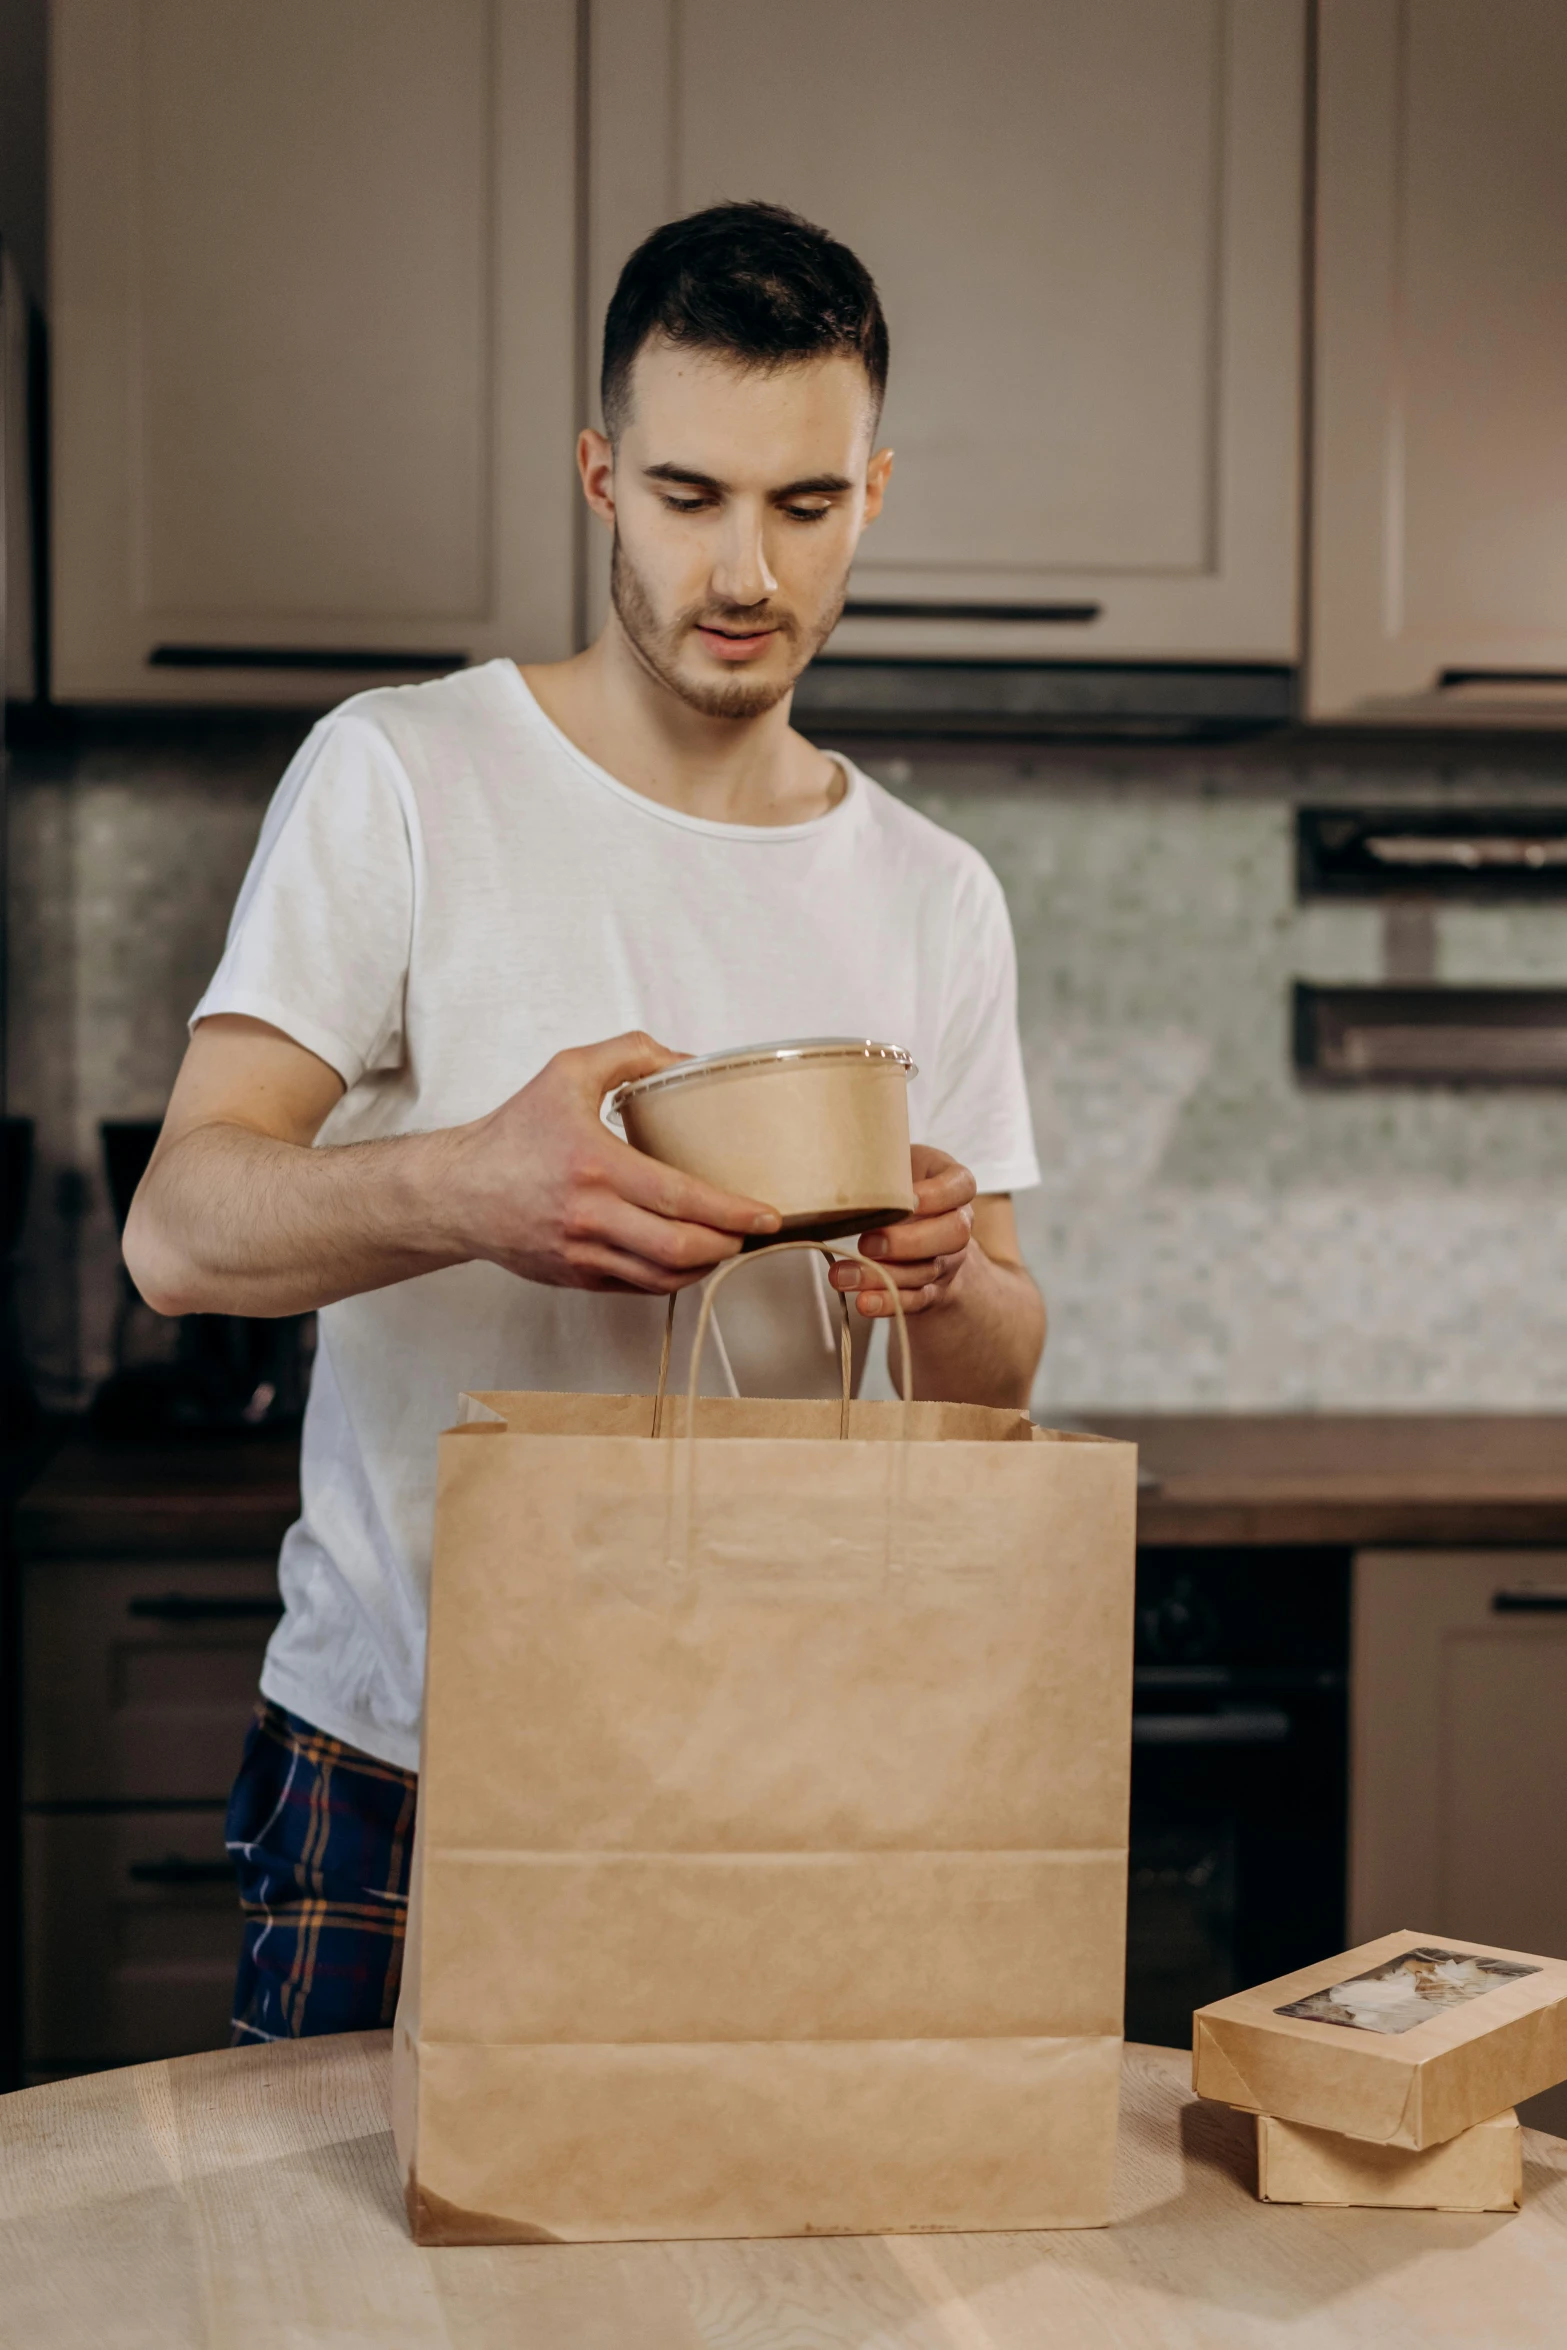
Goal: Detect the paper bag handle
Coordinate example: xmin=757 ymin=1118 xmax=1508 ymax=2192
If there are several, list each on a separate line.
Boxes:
xmin=652 ymin=1244 xmax=849 ymax=1438
xmin=663 ymin=1243 xmax=914 ymax=1589
xmin=652 ymin=1239 xmax=913 ymax=1441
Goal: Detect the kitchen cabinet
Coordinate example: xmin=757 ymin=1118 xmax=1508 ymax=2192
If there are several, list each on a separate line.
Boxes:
xmin=3 ymin=241 xmax=37 ymax=701
xmin=24 ymin=1810 xmax=244 ymax=2074
xmin=50 ymin=0 xmax=579 ymax=705
xmin=1311 ymin=1 xmax=1567 ymax=722
xmin=587 ymin=0 xmax=1305 ymax=666
xmin=1350 ymin=1548 xmax=1567 ymax=2133
xmin=14 ymin=1439 xmax=299 ymax=2080
xmin=24 ymin=1559 xmax=283 ymax=1807
xmin=21 ymin=1554 xmax=281 ymax=2075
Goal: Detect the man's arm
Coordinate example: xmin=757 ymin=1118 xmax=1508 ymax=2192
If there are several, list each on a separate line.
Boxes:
xmin=829 ymin=1147 xmax=1045 ymax=1409
xmin=124 ymin=1014 xmax=781 ymax=1318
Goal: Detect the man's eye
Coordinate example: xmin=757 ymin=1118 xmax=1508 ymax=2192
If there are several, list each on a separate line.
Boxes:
xmin=662 ymin=494 xmax=711 ymax=513
xmin=783 ymin=504 xmax=831 ymax=523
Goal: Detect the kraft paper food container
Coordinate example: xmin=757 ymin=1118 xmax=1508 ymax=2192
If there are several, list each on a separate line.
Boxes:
xmin=612 ymin=1038 xmax=918 ymax=1244
xmin=1256 ymin=2108 xmax=1522 ymax=2212
xmin=1193 ymin=1929 xmax=1567 ymax=2150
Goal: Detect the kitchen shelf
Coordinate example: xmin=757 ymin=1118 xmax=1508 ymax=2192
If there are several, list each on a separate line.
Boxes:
xmin=1294 ymin=984 xmax=1567 ymax=1085
xmin=1299 ymin=808 xmax=1567 ymax=901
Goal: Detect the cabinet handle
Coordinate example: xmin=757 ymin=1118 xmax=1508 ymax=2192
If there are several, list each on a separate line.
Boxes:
xmin=149 ymin=644 xmax=465 ymax=673
xmin=128 ymin=1593 xmax=283 ymax=1623
xmin=1132 ymin=1708 xmax=1290 ymax=1746
xmin=1492 ymin=1588 xmax=1567 ymax=1613
xmin=128 ymin=1857 xmax=236 ymax=1888
xmin=842 ymin=599 xmax=1102 ymax=624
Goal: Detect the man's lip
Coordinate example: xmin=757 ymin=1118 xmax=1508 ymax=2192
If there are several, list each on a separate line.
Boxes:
xmin=695 ymin=623 xmax=779 ymax=663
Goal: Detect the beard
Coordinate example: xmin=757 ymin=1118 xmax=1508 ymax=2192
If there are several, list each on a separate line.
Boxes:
xmin=610 ymin=534 xmax=847 ymax=720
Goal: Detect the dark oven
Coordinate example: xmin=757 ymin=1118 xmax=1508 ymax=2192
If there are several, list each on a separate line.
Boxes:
xmin=1124 ymin=1547 xmax=1350 ymax=2050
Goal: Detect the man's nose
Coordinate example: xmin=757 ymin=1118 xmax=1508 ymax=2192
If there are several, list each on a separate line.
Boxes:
xmin=709 ymin=503 xmax=778 ymax=607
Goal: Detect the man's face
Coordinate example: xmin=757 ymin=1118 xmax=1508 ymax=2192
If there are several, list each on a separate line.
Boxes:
xmin=582 ymin=341 xmax=892 ymax=720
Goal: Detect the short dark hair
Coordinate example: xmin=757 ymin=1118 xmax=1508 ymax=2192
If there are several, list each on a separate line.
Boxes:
xmin=600 ymin=200 xmax=888 ymax=440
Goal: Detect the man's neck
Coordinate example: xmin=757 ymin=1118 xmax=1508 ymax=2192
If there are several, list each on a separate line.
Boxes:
xmin=519 ymin=624 xmax=842 ymax=828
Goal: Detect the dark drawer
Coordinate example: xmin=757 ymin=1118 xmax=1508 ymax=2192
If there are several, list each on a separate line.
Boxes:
xmin=24 ymin=1809 xmax=240 ymax=2070
xmin=24 ymin=1558 xmax=279 ymax=1802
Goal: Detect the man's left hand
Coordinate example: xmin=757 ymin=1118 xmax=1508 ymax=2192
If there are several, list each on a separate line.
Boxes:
xmin=829 ymin=1145 xmax=978 ymax=1318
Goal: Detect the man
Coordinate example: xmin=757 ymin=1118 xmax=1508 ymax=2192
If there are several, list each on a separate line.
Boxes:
xmin=125 ymin=201 xmax=1044 ymax=2041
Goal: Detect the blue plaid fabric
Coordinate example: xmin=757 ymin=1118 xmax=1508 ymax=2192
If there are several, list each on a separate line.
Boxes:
xmin=226 ymin=1700 xmax=417 ymax=2042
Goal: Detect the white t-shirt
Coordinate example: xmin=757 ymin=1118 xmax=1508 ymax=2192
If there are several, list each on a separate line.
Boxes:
xmin=193 ymin=659 xmax=1039 ymax=1768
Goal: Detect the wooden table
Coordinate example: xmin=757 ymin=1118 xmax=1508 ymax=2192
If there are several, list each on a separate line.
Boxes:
xmin=5 ymin=2038 xmax=1567 ymax=2346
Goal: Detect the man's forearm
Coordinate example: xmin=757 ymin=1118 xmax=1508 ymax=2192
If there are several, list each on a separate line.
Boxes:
xmin=900 ymin=1245 xmax=1045 ymax=1409
xmin=126 ymin=1121 xmax=468 ymax=1318
xmin=129 ymin=1025 xmax=781 ymax=1324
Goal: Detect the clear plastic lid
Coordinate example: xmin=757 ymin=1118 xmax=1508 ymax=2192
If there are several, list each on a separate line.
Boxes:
xmin=610 ymin=1036 xmax=916 ymax=1112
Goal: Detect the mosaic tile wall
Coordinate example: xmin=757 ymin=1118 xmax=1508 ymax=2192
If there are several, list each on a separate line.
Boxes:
xmin=871 ymin=746 xmax=1567 ymax=1411
xmin=8 ymin=718 xmax=1567 ymax=1410
xmin=7 ymin=720 xmax=309 ymax=1406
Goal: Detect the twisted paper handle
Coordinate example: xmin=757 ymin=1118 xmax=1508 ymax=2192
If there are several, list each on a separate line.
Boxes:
xmin=649 ymin=1238 xmax=913 ymax=1440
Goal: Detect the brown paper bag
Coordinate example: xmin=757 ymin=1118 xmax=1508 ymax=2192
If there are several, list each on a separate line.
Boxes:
xmin=394 ymin=1244 xmax=1138 ymax=2243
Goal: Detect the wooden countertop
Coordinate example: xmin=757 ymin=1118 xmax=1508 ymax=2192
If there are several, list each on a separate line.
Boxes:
xmin=4 ymin=2035 xmax=1566 ymax=2346
xmin=1090 ymin=1413 xmax=1567 ymax=1546
xmin=15 ymin=1416 xmax=1567 ymax=1560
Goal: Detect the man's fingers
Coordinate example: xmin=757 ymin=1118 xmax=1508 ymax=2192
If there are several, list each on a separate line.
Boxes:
xmin=832 ymin=1256 xmax=944 ymax=1293
xmin=908 ymin=1144 xmax=977 ymax=1204
xmin=844 ymin=1273 xmax=942 ymax=1317
xmin=912 ymin=1166 xmax=978 ymax=1217
xmin=858 ymin=1205 xmax=973 ymax=1262
xmin=587 ymin=1189 xmax=751 ymax=1274
xmin=568 ymin=1243 xmax=705 ymax=1295
xmin=610 ymin=1135 xmax=780 ymax=1238
xmin=857 ymin=1286 xmax=938 ymax=1316
xmin=831 ymin=1259 xmax=948 ymax=1327
xmin=574 ymin=1029 xmax=689 ymax=1099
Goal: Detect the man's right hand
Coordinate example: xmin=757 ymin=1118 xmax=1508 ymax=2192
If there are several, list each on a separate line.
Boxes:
xmin=447 ymin=1030 xmax=779 ymax=1293
xmin=125 ymin=1016 xmax=779 ymax=1319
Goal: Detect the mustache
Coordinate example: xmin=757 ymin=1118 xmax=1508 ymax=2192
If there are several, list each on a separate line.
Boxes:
xmin=685 ymin=604 xmax=797 ymax=639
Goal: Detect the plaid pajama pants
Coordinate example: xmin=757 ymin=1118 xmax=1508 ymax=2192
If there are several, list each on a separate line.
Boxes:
xmin=226 ymin=1700 xmax=418 ymax=2042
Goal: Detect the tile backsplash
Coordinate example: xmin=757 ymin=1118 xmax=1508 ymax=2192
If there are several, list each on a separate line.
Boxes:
xmin=9 ymin=715 xmax=1567 ymax=1410
xmin=7 ymin=718 xmax=307 ymax=1404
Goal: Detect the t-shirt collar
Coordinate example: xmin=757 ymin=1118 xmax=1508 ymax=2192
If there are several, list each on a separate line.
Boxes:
xmin=496 ymin=660 xmax=859 ymax=843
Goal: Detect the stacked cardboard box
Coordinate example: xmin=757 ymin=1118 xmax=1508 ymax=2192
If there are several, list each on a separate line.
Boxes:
xmin=1194 ymin=1930 xmax=1567 ymax=2212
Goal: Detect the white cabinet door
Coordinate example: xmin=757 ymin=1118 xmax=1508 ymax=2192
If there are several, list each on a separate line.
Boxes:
xmin=51 ymin=0 xmax=579 ymax=704
xmin=1351 ymin=1550 xmax=1567 ymax=2129
xmin=1311 ymin=1 xmax=1567 ymax=722
xmin=587 ymin=0 xmax=1305 ymax=666
xmin=1351 ymin=1550 xmax=1567 ymax=1952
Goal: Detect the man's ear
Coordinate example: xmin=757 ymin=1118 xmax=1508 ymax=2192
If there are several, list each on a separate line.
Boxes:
xmin=862 ymin=445 xmax=895 ymax=525
xmin=578 ymin=427 xmax=616 ymax=527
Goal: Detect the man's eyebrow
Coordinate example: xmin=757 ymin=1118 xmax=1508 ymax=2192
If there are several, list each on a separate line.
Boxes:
xmin=641 ymin=463 xmax=854 ymax=498
xmin=643 ymin=462 xmax=726 ymax=492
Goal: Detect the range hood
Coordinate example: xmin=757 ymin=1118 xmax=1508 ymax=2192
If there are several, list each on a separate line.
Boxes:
xmin=792 ymin=658 xmax=1296 ymax=741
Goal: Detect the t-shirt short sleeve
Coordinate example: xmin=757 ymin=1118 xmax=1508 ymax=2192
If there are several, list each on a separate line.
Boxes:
xmin=922 ymin=854 xmax=1041 ymax=1197
xmin=191 ymin=714 xmax=416 ymax=1088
